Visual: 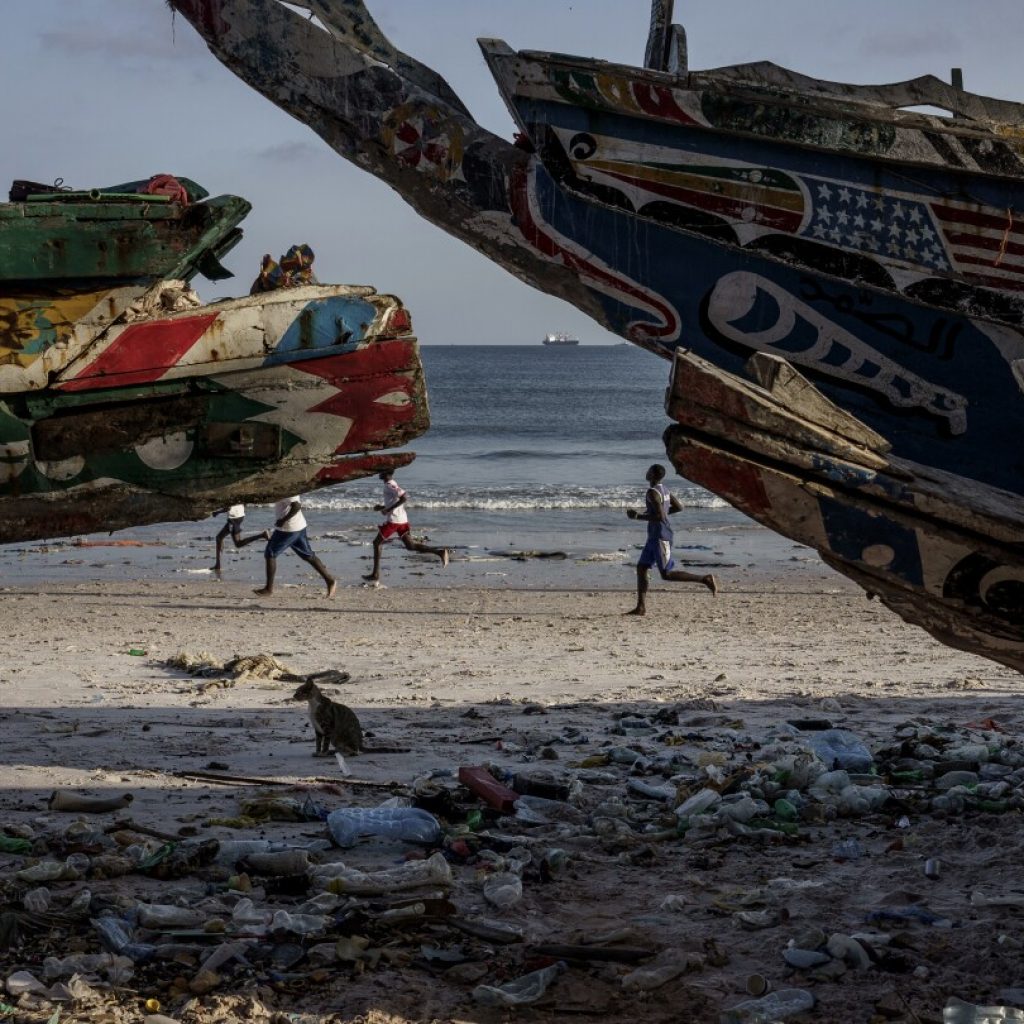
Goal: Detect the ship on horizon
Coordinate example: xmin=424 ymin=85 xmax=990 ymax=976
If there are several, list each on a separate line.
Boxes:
xmin=542 ymin=332 xmax=579 ymax=346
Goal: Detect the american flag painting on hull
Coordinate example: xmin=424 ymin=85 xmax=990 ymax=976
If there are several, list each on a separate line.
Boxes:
xmin=515 ymin=97 xmax=1024 ymax=309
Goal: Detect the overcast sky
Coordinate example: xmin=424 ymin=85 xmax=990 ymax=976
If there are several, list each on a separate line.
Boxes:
xmin=5 ymin=2 xmax=1024 ymax=345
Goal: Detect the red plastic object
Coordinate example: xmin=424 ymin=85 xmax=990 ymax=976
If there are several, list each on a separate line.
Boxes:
xmin=458 ymin=766 xmax=520 ymax=814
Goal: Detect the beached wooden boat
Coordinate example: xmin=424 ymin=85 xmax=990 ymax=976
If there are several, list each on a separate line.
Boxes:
xmin=168 ymin=0 xmax=1024 ymax=672
xmin=0 ymin=174 xmax=428 ymax=543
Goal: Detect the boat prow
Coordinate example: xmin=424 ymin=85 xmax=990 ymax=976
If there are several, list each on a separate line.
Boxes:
xmin=0 ymin=176 xmax=429 ymax=544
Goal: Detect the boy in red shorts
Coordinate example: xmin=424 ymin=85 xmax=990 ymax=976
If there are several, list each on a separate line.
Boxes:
xmin=362 ymin=469 xmax=449 ymax=584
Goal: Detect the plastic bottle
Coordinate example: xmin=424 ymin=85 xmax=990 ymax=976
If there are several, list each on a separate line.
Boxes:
xmin=314 ymin=850 xmax=452 ymax=895
xmin=327 ymin=806 xmax=441 ymax=848
xmin=214 ymin=839 xmax=274 ymax=865
xmin=242 ymin=850 xmax=311 ymax=875
xmin=0 ymin=835 xmax=32 ymax=855
xmin=269 ymin=910 xmax=328 ymax=936
xmin=943 ymin=997 xmax=1024 ymax=1023
xmin=675 ymin=788 xmax=721 ymax=820
xmin=473 ymin=961 xmax=566 ymax=1007
xmin=720 ymin=987 xmax=815 ymax=1023
xmin=805 ymin=730 xmax=873 ymax=772
xmin=622 ymin=962 xmax=685 ymax=992
xmin=774 ymin=798 xmax=799 ymax=822
xmin=91 ymin=916 xmax=156 ymax=962
xmin=137 ymin=904 xmax=205 ymax=929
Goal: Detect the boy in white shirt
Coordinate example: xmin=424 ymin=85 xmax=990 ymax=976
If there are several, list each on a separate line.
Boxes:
xmin=254 ymin=495 xmax=336 ymax=597
xmin=362 ymin=469 xmax=449 ymax=583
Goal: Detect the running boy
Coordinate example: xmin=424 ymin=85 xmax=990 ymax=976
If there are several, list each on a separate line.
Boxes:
xmin=362 ymin=469 xmax=449 ymax=583
xmin=212 ymin=504 xmax=268 ymax=572
xmin=254 ymin=495 xmax=336 ymax=598
xmin=626 ymin=464 xmax=718 ymax=615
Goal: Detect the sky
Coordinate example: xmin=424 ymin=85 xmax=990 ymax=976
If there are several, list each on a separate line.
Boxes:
xmin=6 ymin=1 xmax=1024 ymax=345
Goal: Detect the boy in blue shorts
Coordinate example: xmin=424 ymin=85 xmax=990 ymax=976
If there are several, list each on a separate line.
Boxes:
xmin=254 ymin=495 xmax=336 ymax=598
xmin=626 ymin=464 xmax=718 ymax=615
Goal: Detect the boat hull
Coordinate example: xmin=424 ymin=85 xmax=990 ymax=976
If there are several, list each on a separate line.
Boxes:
xmin=0 ymin=285 xmax=428 ymax=544
xmin=663 ymin=349 xmax=1024 ymax=673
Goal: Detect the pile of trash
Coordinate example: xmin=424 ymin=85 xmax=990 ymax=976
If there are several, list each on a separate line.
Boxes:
xmin=3 ymin=704 xmax=1024 ymax=1022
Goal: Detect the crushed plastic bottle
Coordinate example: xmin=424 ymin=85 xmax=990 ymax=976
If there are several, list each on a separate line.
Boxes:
xmin=838 ymin=784 xmax=890 ymax=816
xmin=42 ymin=952 xmax=134 ymax=985
xmin=269 ymin=910 xmax=328 ymax=936
xmin=943 ymin=997 xmax=1024 ymax=1022
xmin=5 ymin=971 xmax=47 ymax=996
xmin=313 ymin=850 xmax=452 ymax=895
xmin=830 ymin=838 xmax=865 ymax=861
xmin=805 ymin=729 xmax=873 ymax=772
xmin=16 ymin=854 xmax=89 ymax=883
xmin=483 ymin=871 xmax=523 ymax=909
xmin=721 ymin=986 xmax=815 ymax=1023
xmin=473 ymin=961 xmax=566 ymax=1006
xmin=514 ymin=794 xmax=585 ymax=825
xmin=22 ymin=888 xmax=50 ymax=913
xmin=327 ymin=806 xmax=441 ymax=848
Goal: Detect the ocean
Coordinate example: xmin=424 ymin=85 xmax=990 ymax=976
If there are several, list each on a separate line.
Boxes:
xmin=2 ymin=345 xmax=826 ymax=589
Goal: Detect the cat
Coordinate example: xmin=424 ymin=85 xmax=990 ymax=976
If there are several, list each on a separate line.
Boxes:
xmin=291 ymin=679 xmax=363 ymax=756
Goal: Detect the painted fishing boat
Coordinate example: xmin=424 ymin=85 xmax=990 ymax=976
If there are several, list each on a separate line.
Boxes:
xmin=0 ymin=174 xmax=428 ymax=543
xmin=168 ymin=0 xmax=1024 ymax=673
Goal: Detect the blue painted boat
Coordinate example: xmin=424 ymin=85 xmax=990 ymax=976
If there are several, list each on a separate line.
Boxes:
xmin=169 ymin=0 xmax=1024 ymax=671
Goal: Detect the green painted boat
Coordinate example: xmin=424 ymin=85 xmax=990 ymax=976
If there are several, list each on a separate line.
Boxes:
xmin=1 ymin=175 xmax=248 ymax=287
xmin=0 ymin=174 xmax=430 ymax=544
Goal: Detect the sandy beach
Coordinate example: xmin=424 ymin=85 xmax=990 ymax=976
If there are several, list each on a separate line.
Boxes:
xmin=2 ymin=572 xmax=1023 ymax=1023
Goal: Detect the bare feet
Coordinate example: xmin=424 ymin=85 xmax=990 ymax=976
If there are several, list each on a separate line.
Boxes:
xmin=441 ymin=548 xmax=450 ymax=568
xmin=362 ymin=573 xmax=379 ymax=582
xmin=326 ymin=579 xmax=337 ymax=598
xmin=704 ymin=574 xmax=719 ymax=597
xmin=625 ymin=606 xmax=646 ymax=616
xmin=253 ymin=587 xmax=272 ymax=597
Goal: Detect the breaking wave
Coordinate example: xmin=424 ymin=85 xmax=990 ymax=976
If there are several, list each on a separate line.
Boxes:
xmin=303 ymin=486 xmax=729 ymax=513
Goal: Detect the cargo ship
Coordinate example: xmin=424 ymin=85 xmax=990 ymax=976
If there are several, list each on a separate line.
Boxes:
xmin=542 ymin=332 xmax=579 ymax=346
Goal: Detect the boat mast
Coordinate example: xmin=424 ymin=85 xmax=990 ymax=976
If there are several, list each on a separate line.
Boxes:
xmin=644 ymin=0 xmax=687 ymax=74
xmin=644 ymin=0 xmax=673 ymax=70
